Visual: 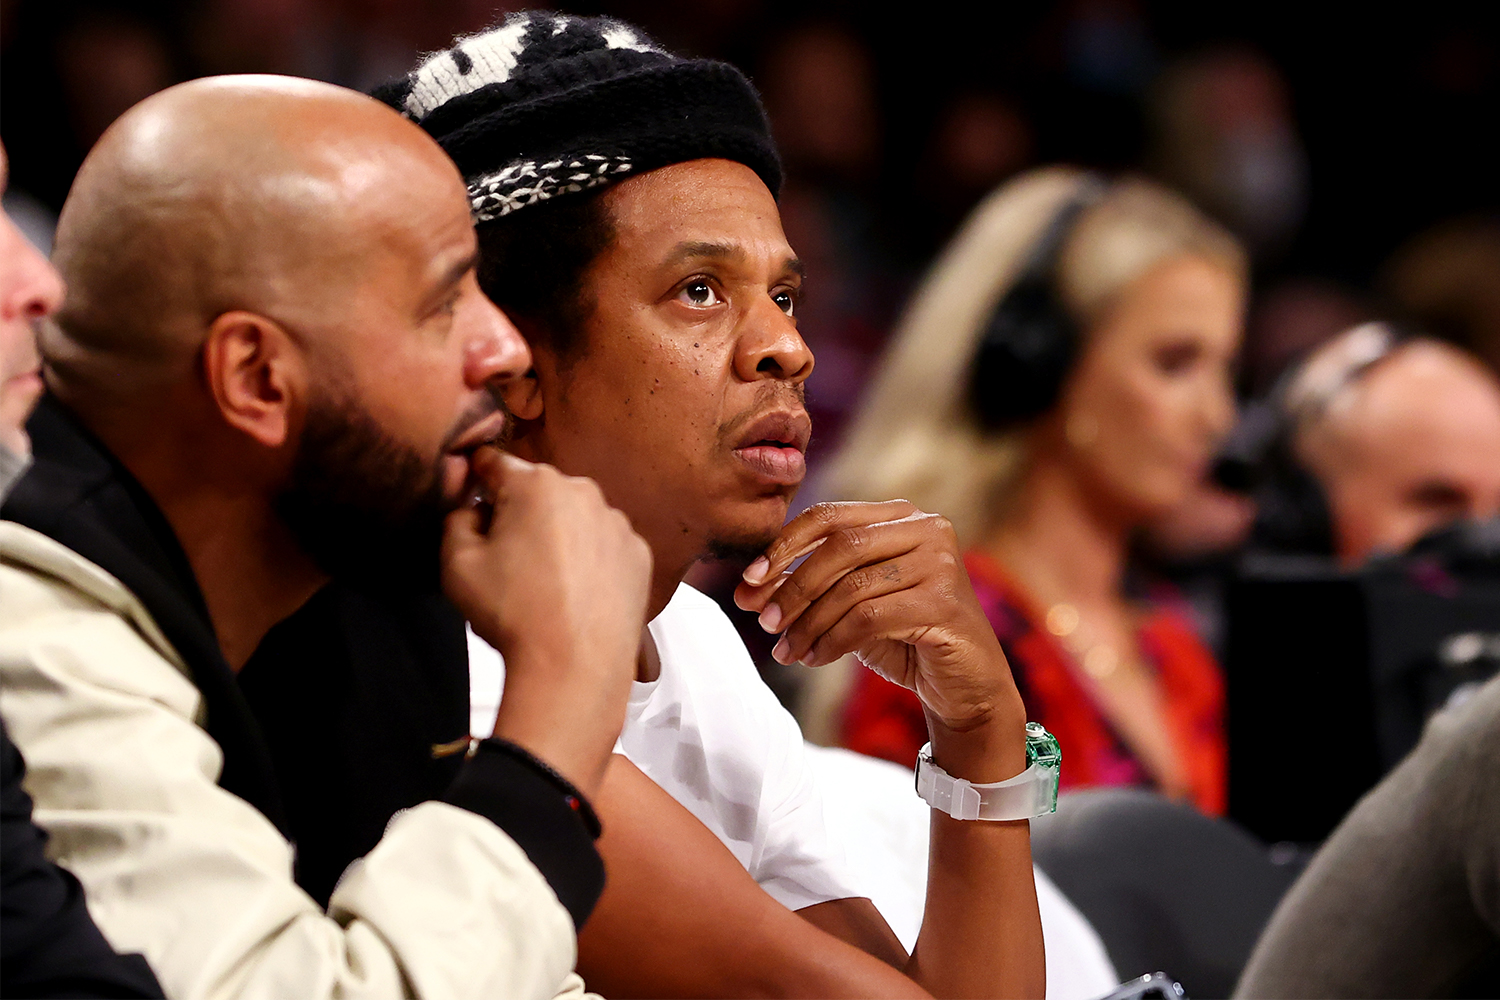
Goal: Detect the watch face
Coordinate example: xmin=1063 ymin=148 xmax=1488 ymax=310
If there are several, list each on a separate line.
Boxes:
xmin=1025 ymin=721 xmax=1062 ymax=770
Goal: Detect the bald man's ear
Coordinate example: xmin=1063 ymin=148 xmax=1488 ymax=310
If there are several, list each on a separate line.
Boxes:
xmin=203 ymin=311 xmax=305 ymax=450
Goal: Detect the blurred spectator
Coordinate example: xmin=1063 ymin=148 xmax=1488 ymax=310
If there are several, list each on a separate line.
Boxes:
xmin=57 ymin=10 xmax=175 ymax=153
xmin=1383 ymin=214 xmax=1500 ymax=378
xmin=1141 ymin=481 xmax=1257 ymax=567
xmin=1 ymin=3 xmax=183 ymax=212
xmin=628 ymin=0 xmax=764 ymax=59
xmin=0 ymin=189 xmax=55 ymax=258
xmin=189 ymin=0 xmax=473 ymax=93
xmin=1134 ymin=479 xmax=1258 ymax=657
xmin=1283 ymin=323 xmax=1500 ymax=567
xmin=820 ymin=167 xmax=1247 ymax=815
xmin=761 ymin=20 xmax=878 ymax=188
xmin=1148 ymin=46 xmax=1308 ymax=261
xmin=910 ymin=90 xmax=1036 ymax=252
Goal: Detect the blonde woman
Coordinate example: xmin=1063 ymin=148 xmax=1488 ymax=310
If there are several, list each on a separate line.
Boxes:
xmin=827 ymin=168 xmax=1246 ymax=814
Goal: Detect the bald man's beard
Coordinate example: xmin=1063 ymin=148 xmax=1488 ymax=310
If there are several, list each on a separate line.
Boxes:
xmin=275 ymin=391 xmax=504 ymax=595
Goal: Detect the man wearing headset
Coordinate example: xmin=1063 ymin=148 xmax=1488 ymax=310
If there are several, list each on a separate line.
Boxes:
xmin=1234 ymin=324 xmax=1500 ymax=997
xmin=1279 ymin=322 xmax=1500 ymax=567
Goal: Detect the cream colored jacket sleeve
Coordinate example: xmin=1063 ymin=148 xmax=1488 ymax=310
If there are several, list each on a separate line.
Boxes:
xmin=0 ymin=522 xmax=584 ymax=1000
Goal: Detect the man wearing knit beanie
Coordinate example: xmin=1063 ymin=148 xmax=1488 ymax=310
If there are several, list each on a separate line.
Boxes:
xmin=372 ymin=13 xmax=1044 ymax=997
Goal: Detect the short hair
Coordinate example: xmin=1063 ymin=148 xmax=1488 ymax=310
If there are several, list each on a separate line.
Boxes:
xmin=475 ymin=185 xmax=615 ymax=358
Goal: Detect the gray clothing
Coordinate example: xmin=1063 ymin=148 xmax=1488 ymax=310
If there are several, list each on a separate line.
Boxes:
xmin=0 ymin=444 xmax=28 ymax=503
xmin=1236 ymin=673 xmax=1500 ymax=998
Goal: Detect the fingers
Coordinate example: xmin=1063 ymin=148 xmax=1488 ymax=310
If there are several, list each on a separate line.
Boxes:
xmin=466 ymin=444 xmax=532 ymax=499
xmin=769 ymin=553 xmax=927 ymax=665
xmin=740 ymin=500 xmax=918 ymax=587
xmin=442 ymin=501 xmax=485 ymax=553
xmin=792 ymin=591 xmax=933 ymax=671
xmin=736 ymin=505 xmax=964 ymax=671
xmin=745 ymin=511 xmax=936 ymax=630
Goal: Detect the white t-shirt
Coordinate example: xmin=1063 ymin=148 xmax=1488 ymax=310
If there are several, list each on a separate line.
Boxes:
xmin=469 ymin=585 xmax=1120 ymax=999
xmin=467 ymin=582 xmax=863 ymax=911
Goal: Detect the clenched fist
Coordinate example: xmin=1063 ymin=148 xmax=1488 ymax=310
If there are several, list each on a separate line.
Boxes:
xmin=443 ymin=447 xmax=652 ymax=797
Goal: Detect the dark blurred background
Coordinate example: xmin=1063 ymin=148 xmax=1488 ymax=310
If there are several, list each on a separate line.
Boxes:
xmin=6 ymin=0 xmax=1499 ymax=428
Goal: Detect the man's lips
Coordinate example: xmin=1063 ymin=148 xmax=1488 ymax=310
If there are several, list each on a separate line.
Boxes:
xmin=732 ymin=410 xmax=811 ymax=487
xmin=442 ymin=409 xmax=511 ymax=506
xmin=447 ymin=409 xmax=510 ymax=456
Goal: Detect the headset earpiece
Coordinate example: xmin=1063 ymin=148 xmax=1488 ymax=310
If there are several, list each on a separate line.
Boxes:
xmin=970 ymin=276 xmax=1079 ymax=426
xmin=968 ymin=176 xmax=1107 ymax=429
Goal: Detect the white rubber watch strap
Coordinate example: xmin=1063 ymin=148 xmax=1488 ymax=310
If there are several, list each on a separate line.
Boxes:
xmin=915 ymin=742 xmax=1058 ymax=821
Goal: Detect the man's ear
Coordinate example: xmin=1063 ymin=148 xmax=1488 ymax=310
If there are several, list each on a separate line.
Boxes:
xmin=499 ymin=366 xmax=544 ymax=422
xmin=202 ymin=311 xmax=305 ymax=450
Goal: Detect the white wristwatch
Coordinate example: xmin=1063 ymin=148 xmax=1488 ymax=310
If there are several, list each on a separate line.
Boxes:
xmin=915 ymin=722 xmax=1061 ymax=821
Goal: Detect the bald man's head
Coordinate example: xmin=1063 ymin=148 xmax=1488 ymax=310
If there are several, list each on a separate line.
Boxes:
xmin=1295 ymin=337 xmax=1500 ymax=566
xmin=48 ymin=74 xmax=467 ymax=400
xmin=39 ymin=74 xmax=533 ymax=587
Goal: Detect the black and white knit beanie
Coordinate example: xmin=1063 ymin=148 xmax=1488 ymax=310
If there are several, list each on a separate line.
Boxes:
xmin=373 ymin=12 xmax=782 ymax=223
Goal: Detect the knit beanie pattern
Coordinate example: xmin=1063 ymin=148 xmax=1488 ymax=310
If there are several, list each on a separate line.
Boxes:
xmin=373 ymin=12 xmax=782 ymax=222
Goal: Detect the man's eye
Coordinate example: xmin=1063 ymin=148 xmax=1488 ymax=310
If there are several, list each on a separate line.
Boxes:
xmin=773 ymin=290 xmax=796 ymax=317
xmin=679 ymin=280 xmax=722 ymax=307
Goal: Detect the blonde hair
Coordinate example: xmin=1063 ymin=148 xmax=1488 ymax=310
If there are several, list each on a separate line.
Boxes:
xmin=821 ymin=167 xmax=1246 ymax=546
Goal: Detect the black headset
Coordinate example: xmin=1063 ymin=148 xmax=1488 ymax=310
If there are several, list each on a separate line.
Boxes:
xmin=1218 ymin=322 xmax=1413 ymax=558
xmin=968 ymin=175 xmax=1109 ymax=429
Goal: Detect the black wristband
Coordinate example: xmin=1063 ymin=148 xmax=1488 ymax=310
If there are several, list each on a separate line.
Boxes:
xmin=441 ymin=738 xmax=606 ymax=928
xmin=474 ymin=738 xmax=603 ymax=839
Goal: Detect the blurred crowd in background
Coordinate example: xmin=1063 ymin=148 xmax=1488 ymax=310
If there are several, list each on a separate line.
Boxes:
xmin=6 ymin=0 xmax=1499 ymax=388
xmin=5 ymin=0 xmax=1500 ymax=791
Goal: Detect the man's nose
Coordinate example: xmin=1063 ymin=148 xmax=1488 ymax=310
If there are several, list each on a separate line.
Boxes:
xmin=733 ymin=295 xmax=814 ymax=384
xmin=1 ymin=217 xmax=66 ymax=324
xmin=465 ymin=297 xmax=532 ymax=388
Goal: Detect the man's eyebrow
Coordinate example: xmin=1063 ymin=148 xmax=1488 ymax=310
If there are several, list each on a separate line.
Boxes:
xmin=661 ymin=241 xmax=806 ymax=280
xmin=662 ymin=240 xmax=746 ymax=269
xmin=425 ymin=250 xmax=479 ymax=302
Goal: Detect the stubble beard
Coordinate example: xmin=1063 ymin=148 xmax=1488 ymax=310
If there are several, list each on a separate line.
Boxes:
xmin=275 ymin=386 xmax=507 ymax=595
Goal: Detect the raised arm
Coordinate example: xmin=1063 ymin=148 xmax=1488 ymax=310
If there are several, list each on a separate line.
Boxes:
xmin=0 ymin=448 xmax=652 ymax=1000
xmin=736 ymin=500 xmax=1046 ymax=999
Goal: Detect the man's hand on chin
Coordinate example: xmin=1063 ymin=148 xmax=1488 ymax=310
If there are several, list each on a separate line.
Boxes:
xmin=442 ymin=446 xmax=653 ymax=798
xmin=733 ymin=500 xmax=1027 ymax=780
xmin=735 ymin=499 xmax=1045 ymax=999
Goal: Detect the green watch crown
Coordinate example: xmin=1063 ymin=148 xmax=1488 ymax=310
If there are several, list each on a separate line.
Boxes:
xmin=1024 ymin=722 xmax=1061 ymax=815
xmin=1025 ymin=721 xmax=1061 ymax=769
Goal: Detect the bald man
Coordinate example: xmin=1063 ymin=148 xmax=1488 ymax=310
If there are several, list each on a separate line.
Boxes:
xmin=1289 ymin=325 xmax=1500 ymax=566
xmin=0 ymin=76 xmax=651 ymax=999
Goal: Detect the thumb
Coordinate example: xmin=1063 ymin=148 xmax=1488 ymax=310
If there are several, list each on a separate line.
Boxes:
xmin=467 ymin=445 xmax=518 ymax=495
xmin=443 ymin=502 xmax=487 ymax=555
